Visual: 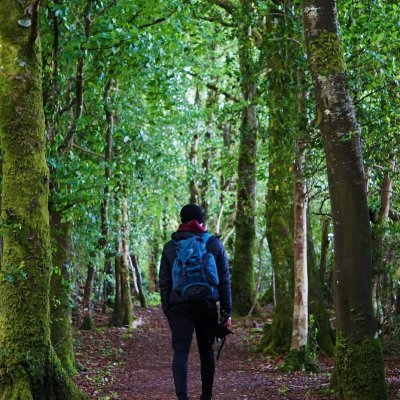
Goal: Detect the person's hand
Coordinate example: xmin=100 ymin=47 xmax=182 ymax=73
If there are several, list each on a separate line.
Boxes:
xmin=223 ymin=316 xmax=232 ymax=328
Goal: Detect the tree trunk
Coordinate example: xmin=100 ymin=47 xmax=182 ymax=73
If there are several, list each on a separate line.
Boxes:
xmin=0 ymin=158 xmax=2 ymax=267
xmin=291 ymin=139 xmax=308 ymax=352
xmin=59 ymin=0 xmax=92 ymax=151
xmin=120 ymin=198 xmax=134 ymax=323
xmin=188 ymin=87 xmax=200 ymax=205
xmin=307 ymin=214 xmax=335 ymax=356
xmin=0 ymin=3 xmax=86 ymax=398
xmin=147 ymin=235 xmax=159 ymax=293
xmin=189 ymin=133 xmax=200 ymax=204
xmin=50 ymin=209 xmax=75 ymax=374
xmin=101 ymin=79 xmax=114 ymax=313
xmin=371 ymin=170 xmax=393 ymax=327
xmin=303 ymin=1 xmax=386 ymax=398
xmin=215 ymin=123 xmax=235 ymax=238
xmin=131 ymin=254 xmax=147 ymax=309
xmin=80 ymin=256 xmax=95 ymax=330
xmin=231 ymin=0 xmax=258 ymax=316
xmin=247 ymin=235 xmax=266 ymax=318
xmin=109 ymin=254 xmax=123 ymax=327
xmin=110 ymin=198 xmax=133 ymax=327
xmin=261 ymin=2 xmax=296 ymax=353
xmin=319 ymin=216 xmax=330 ymax=288
xmin=200 ymin=87 xmax=217 ymax=225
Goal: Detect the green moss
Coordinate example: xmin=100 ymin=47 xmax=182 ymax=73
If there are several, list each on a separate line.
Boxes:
xmin=47 ymin=348 xmax=89 ymax=400
xmin=0 ymin=377 xmax=33 ymax=400
xmin=258 ymin=309 xmax=292 ymax=354
xmin=0 ymin=2 xmax=86 ymax=398
xmin=333 ymin=332 xmax=387 ymax=400
xmin=231 ymin=2 xmax=258 ymax=317
xmin=0 ymin=2 xmax=52 ymax=392
xmin=80 ymin=316 xmax=95 ymax=331
xmin=308 ymin=30 xmax=346 ymax=76
xmin=280 ymin=348 xmax=320 ymax=373
xmin=50 ymin=212 xmax=76 ymax=375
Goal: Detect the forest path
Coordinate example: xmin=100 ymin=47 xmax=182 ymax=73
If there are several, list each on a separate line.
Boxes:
xmin=74 ymin=307 xmax=336 ymax=400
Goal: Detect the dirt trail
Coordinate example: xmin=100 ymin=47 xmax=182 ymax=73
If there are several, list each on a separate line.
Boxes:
xmin=74 ymin=307 xmax=399 ymax=400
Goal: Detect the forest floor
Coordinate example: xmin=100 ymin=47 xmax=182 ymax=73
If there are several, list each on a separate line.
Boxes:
xmin=74 ymin=306 xmax=400 ymax=400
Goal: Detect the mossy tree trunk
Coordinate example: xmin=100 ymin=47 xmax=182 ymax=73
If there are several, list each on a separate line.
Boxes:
xmin=231 ymin=0 xmax=259 ymax=316
xmin=260 ymin=1 xmax=297 ymax=353
xmin=44 ymin=0 xmax=84 ymax=373
xmin=0 ymin=2 xmax=87 ymax=398
xmin=303 ymin=1 xmax=386 ymax=398
xmin=50 ymin=210 xmax=75 ymax=374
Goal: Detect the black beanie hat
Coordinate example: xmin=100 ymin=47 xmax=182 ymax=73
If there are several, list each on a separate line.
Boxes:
xmin=180 ymin=204 xmax=204 ymax=223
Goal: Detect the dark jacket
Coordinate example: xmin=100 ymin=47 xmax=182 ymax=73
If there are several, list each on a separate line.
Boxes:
xmin=159 ymin=231 xmax=232 ymax=316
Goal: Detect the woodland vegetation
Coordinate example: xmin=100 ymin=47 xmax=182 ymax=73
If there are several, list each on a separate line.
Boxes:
xmin=0 ymin=0 xmax=399 ymax=399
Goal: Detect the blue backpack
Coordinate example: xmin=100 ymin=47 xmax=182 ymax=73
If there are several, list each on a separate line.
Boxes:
xmin=172 ymin=233 xmax=219 ymax=301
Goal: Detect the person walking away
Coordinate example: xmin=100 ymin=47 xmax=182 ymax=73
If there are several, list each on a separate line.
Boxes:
xmin=159 ymin=204 xmax=232 ymax=400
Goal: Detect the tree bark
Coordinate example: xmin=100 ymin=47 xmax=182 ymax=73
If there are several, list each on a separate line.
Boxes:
xmin=50 ymin=210 xmax=75 ymax=374
xmin=120 ymin=198 xmax=135 ymax=321
xmin=231 ymin=0 xmax=258 ymax=316
xmin=261 ymin=1 xmax=296 ymax=353
xmin=44 ymin=0 xmax=82 ymax=375
xmin=371 ymin=170 xmax=393 ymax=327
xmin=319 ymin=216 xmax=330 ymax=288
xmin=147 ymin=234 xmax=160 ymax=293
xmin=80 ymin=256 xmax=95 ymax=330
xmin=291 ymin=139 xmax=308 ymax=352
xmin=303 ymin=1 xmax=386 ymax=398
xmin=109 ymin=254 xmax=123 ymax=327
xmin=109 ymin=198 xmax=134 ymax=327
xmin=0 ymin=2 xmax=86 ymax=398
xmin=131 ymin=254 xmax=147 ymax=309
xmin=307 ymin=214 xmax=335 ymax=356
xmin=189 ymin=133 xmax=200 ymax=204
xmin=215 ymin=124 xmax=235 ymax=237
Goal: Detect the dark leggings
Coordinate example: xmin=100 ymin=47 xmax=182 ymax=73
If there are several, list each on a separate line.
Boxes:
xmin=167 ymin=302 xmax=218 ymax=399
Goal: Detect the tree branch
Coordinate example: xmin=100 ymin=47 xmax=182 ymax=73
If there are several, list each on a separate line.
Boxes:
xmin=59 ymin=0 xmax=92 ymax=152
xmin=30 ymin=0 xmax=41 ymax=43
xmin=138 ymin=15 xmax=171 ymax=29
xmin=58 ymin=98 xmax=76 ymax=114
xmin=354 ymin=86 xmax=386 ymax=105
xmin=72 ymin=144 xmax=103 ymax=158
xmin=187 ymin=72 xmax=239 ymax=102
xmin=209 ymin=0 xmax=237 ymax=15
xmin=137 ymin=0 xmax=190 ymax=29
